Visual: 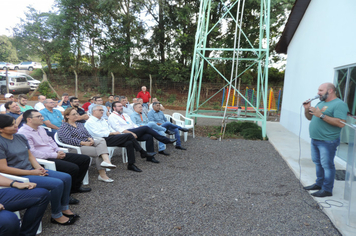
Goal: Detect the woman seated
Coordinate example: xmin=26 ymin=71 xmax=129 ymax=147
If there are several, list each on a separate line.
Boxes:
xmin=58 ymin=107 xmax=116 ymax=183
xmin=0 ymin=114 xmax=78 ymax=225
xmin=0 ymin=174 xmax=49 ymax=236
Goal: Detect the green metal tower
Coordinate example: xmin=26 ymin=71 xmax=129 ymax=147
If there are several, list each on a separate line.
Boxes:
xmin=185 ymin=0 xmax=271 ymax=138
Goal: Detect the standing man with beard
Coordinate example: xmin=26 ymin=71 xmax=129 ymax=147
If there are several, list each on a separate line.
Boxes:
xmin=70 ymin=97 xmax=89 ymax=123
xmin=303 ymin=83 xmax=348 ymax=197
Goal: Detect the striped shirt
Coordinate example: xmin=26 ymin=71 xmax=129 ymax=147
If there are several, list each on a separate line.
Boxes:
xmin=57 ymin=122 xmax=93 ymax=146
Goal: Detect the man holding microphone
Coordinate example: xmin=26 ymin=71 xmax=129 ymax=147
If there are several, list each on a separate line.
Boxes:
xmin=303 ymin=83 xmax=348 ymax=197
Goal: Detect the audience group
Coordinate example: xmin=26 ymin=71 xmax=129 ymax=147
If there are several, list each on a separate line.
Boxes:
xmin=0 ymin=86 xmax=189 ymax=234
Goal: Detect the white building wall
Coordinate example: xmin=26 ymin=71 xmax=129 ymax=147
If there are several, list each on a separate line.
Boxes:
xmin=280 ymin=0 xmax=356 ymax=142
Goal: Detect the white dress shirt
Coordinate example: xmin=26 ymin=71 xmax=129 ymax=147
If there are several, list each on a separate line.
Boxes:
xmin=107 ymin=111 xmax=138 ymax=133
xmin=34 ymin=102 xmax=45 ymax=111
xmin=84 ymin=116 xmax=116 ymax=138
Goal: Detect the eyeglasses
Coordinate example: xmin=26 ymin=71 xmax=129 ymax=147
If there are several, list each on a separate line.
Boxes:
xmin=95 ymin=109 xmax=104 ymax=112
xmin=31 ymin=115 xmax=43 ymax=119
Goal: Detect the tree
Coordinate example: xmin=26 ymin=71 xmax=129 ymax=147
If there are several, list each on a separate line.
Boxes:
xmin=0 ymin=35 xmax=18 ymax=62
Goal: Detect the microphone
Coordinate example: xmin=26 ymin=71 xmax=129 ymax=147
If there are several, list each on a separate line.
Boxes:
xmin=303 ymin=95 xmax=319 ymax=104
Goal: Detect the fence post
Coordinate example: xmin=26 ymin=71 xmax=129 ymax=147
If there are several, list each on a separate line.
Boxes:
xmin=111 ymin=72 xmax=115 ymax=95
xmin=149 ymin=74 xmax=152 ymax=98
xmin=74 ymin=70 xmax=78 ymax=97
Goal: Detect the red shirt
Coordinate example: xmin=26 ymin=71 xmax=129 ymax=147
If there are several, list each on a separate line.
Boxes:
xmin=137 ymin=91 xmax=151 ymax=103
xmin=82 ymin=102 xmax=91 ymax=111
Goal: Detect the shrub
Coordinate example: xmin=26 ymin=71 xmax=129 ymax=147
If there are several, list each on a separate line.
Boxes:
xmin=37 ymin=82 xmax=57 ymax=99
xmin=241 ymin=128 xmax=263 ymax=140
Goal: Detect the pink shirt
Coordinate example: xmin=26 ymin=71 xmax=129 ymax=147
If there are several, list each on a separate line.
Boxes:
xmin=18 ymin=124 xmax=60 ymax=159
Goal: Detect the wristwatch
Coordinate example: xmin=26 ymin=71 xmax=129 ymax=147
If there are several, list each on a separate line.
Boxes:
xmin=320 ymin=114 xmax=326 ymax=120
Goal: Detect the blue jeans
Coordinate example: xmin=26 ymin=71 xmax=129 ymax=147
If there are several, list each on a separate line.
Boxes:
xmin=0 ymin=187 xmax=49 ymax=236
xmin=311 ymin=138 xmax=340 ymax=193
xmin=146 ymin=122 xmax=167 ymax=151
xmin=23 ymin=169 xmax=72 ymax=219
xmin=161 ymin=121 xmax=181 ymax=147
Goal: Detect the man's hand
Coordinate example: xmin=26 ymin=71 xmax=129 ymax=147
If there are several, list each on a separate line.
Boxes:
xmin=130 ymin=132 xmax=137 ymax=139
xmin=303 ymin=100 xmax=311 ymax=110
xmin=0 ymin=204 xmax=4 ymax=211
xmin=309 ymin=106 xmax=322 ymax=118
xmin=110 ymin=131 xmax=121 ymax=136
xmin=32 ymin=167 xmax=48 ymax=176
xmin=13 ymin=182 xmax=37 ymax=190
xmin=157 ymin=123 xmax=162 ymax=126
xmin=57 ymin=151 xmax=66 ymax=159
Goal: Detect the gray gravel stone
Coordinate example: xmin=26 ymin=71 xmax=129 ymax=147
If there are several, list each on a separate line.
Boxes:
xmin=39 ymin=137 xmax=340 ymax=235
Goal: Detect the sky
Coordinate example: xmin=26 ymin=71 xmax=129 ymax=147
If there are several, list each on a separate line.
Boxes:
xmin=0 ymin=0 xmax=56 ymax=36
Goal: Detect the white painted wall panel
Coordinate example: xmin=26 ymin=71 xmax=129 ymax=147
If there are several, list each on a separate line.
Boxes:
xmin=280 ymin=0 xmax=356 ymax=142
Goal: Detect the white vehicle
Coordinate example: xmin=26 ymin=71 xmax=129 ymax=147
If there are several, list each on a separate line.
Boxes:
xmin=0 ymin=74 xmax=30 ymax=94
xmin=14 ymin=61 xmax=42 ymax=71
xmin=0 ymin=72 xmax=40 ymax=90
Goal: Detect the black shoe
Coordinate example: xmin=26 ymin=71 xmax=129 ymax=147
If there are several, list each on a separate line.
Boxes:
xmin=311 ymin=189 xmax=332 ymax=197
xmin=166 ymin=138 xmax=177 ymax=144
xmin=175 ymin=146 xmax=187 ymax=150
xmin=127 ymin=164 xmax=142 ymax=172
xmin=140 ymin=150 xmax=156 ymax=158
xmin=165 ymin=130 xmax=175 ymax=135
xmin=69 ymin=196 xmax=79 ymax=205
xmin=51 ymin=217 xmax=76 ymax=225
xmin=303 ymin=184 xmax=321 ymax=191
xmin=147 ymin=157 xmax=160 ymax=163
xmin=72 ymin=187 xmax=92 ymax=193
xmin=63 ymin=213 xmax=80 ymax=219
xmin=158 ymin=150 xmax=170 ymax=156
xmin=179 ymin=128 xmax=189 ymax=132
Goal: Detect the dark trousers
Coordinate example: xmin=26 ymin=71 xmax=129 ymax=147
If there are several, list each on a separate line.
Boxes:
xmin=0 ymin=187 xmax=50 ymax=236
xmin=128 ymin=126 xmax=170 ymax=152
xmin=105 ymin=133 xmax=142 ymax=164
xmin=47 ymin=153 xmax=90 ymax=192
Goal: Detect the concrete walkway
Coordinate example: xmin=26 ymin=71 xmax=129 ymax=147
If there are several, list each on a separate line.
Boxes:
xmin=266 ymin=122 xmax=356 ymax=236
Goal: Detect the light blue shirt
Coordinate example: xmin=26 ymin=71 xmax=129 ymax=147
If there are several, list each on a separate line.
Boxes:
xmin=40 ymin=108 xmax=63 ymax=128
xmin=147 ymin=110 xmax=167 ymax=123
xmin=130 ymin=112 xmax=149 ymax=126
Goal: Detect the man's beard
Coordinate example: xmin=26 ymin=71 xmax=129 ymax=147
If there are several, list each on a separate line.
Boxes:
xmin=320 ymin=91 xmax=329 ymax=101
xmin=117 ymin=110 xmax=123 ymax=114
xmin=19 ymin=103 xmax=25 ymax=106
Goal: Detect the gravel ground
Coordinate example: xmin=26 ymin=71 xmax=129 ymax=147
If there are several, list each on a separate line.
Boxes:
xmin=38 ymin=137 xmax=340 ymax=236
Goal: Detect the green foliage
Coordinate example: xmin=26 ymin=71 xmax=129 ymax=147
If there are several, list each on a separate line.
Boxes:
xmin=0 ymin=36 xmax=18 ymax=62
xmin=223 ymin=121 xmax=264 ymax=140
xmin=29 ymin=69 xmax=43 ymax=80
xmin=37 ymin=82 xmax=56 ymax=99
xmin=167 ymin=94 xmax=176 ymax=104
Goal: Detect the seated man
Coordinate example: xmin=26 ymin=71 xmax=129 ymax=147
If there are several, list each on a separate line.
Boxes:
xmin=130 ymin=103 xmax=174 ymax=156
xmin=149 ymin=98 xmax=165 ymax=111
xmin=131 ymin=98 xmax=138 ymax=106
xmin=108 ymin=101 xmax=176 ymax=157
xmin=5 ymin=101 xmax=25 ymax=128
xmin=88 ymin=96 xmax=110 ymax=119
xmin=19 ymin=109 xmax=92 ymax=198
xmin=0 ymin=175 xmax=50 ymax=236
xmin=40 ymin=99 xmax=63 ymax=139
xmin=70 ymin=97 xmax=89 ymax=123
xmin=34 ymin=95 xmax=46 ymax=111
xmin=148 ymin=102 xmax=188 ymax=150
xmin=137 ymin=98 xmax=148 ymax=116
xmin=82 ymin=97 xmax=93 ymax=112
xmin=53 ymin=100 xmax=65 ymax=115
xmin=85 ymin=105 xmax=157 ymax=172
xmin=18 ymin=94 xmax=33 ymax=112
xmin=105 ymin=95 xmax=114 ymax=112
xmin=58 ymin=93 xmax=71 ymax=109
xmin=119 ymin=96 xmax=134 ymax=115
xmin=0 ymin=93 xmax=15 ymax=114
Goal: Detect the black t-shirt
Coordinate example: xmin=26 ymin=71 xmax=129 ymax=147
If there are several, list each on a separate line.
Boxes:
xmin=77 ymin=107 xmax=86 ymax=123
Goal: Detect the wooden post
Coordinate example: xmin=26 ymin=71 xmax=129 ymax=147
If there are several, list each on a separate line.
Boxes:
xmin=149 ymin=74 xmax=152 ymax=98
xmin=74 ymin=70 xmax=78 ymax=97
xmin=111 ymin=72 xmax=115 ymax=95
xmin=5 ymin=68 xmax=9 ymax=94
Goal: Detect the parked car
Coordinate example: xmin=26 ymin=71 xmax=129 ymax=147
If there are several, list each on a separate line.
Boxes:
xmin=13 ymin=61 xmax=42 ymax=71
xmin=0 ymin=72 xmax=40 ymax=91
xmin=0 ymin=62 xmax=13 ymax=70
xmin=0 ymin=74 xmax=31 ymax=94
xmin=44 ymin=63 xmax=58 ymax=70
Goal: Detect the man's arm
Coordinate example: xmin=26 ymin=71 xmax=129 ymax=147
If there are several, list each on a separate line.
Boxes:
xmin=15 ymin=114 xmax=24 ymax=126
xmin=309 ymin=106 xmax=346 ymax=128
xmin=77 ymin=113 xmax=89 ymax=121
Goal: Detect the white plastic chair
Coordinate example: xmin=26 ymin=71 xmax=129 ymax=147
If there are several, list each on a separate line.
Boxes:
xmin=0 ymin=173 xmax=42 ymax=234
xmin=37 ymin=159 xmax=57 ymax=171
xmin=172 ymin=113 xmax=195 ymax=142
